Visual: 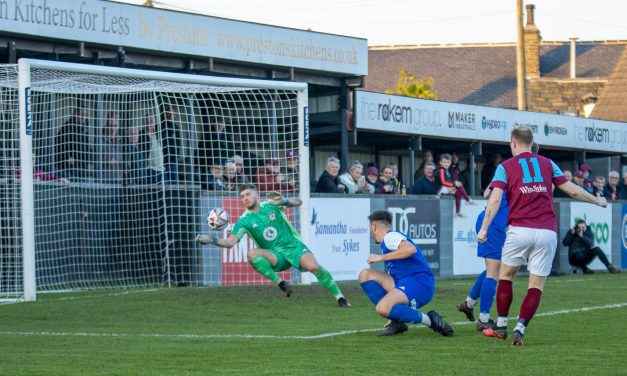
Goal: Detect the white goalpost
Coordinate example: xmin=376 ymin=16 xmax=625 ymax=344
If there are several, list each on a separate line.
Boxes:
xmin=0 ymin=59 xmax=309 ymax=301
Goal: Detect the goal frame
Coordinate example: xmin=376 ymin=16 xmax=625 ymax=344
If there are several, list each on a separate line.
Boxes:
xmin=17 ymin=58 xmax=310 ymax=301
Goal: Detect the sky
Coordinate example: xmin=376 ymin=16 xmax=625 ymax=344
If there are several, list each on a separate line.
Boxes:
xmin=114 ymin=0 xmax=627 ymax=46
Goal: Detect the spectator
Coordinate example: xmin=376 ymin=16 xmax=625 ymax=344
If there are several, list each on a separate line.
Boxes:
xmin=414 ymin=150 xmax=434 ymax=182
xmin=161 ymin=105 xmax=180 ymax=183
xmin=223 ymin=158 xmax=246 ymax=191
xmin=14 ymin=153 xmax=70 ymax=186
xmin=562 ymin=219 xmax=620 ymax=274
xmin=481 ymin=153 xmax=502 ymax=192
xmin=206 ymin=159 xmax=225 ymax=191
xmin=390 ymin=164 xmax=402 ymax=193
xmin=450 ymin=152 xmax=461 ymax=181
xmin=378 ymin=165 xmax=398 ymax=194
xmin=338 ymin=161 xmax=371 ymax=194
xmin=572 ymin=171 xmax=586 ymax=189
xmin=196 ymin=115 xmax=235 ymax=187
xmin=315 ymin=156 xmax=345 ymax=193
xmin=282 ymin=151 xmax=299 ymax=192
xmin=411 ymin=162 xmax=438 ymax=195
xmin=365 ymin=166 xmax=382 ymax=194
xmin=231 ymin=154 xmax=250 ymax=183
xmin=460 ymin=159 xmax=480 ymax=195
xmin=101 ymin=111 xmax=123 ymax=183
xmin=140 ymin=114 xmax=164 ymax=184
xmin=55 ymin=107 xmax=89 ymax=180
xmin=579 ymin=163 xmax=593 ymax=193
xmin=604 ymin=171 xmax=621 ymax=201
xmin=563 ymin=170 xmax=573 ymax=182
xmin=554 ymin=170 xmax=572 ymax=198
xmin=125 ymin=127 xmax=147 ymax=185
xmin=436 ymin=153 xmax=474 ymax=217
xmin=256 ymin=158 xmax=288 ymax=191
xmin=592 ymin=176 xmax=606 ymax=198
xmin=620 ymin=172 xmax=627 ymax=199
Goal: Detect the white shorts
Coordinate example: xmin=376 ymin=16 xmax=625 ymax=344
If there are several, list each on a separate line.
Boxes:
xmin=501 ymin=226 xmax=557 ymax=277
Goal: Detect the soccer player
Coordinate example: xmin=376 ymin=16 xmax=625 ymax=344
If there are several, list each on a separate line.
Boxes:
xmin=358 ymin=210 xmax=454 ymax=337
xmin=456 ymin=188 xmax=508 ymax=331
xmin=477 ymin=127 xmax=606 ymax=346
xmin=196 ymin=184 xmax=351 ymax=308
xmin=457 ymin=143 xmax=538 ymax=330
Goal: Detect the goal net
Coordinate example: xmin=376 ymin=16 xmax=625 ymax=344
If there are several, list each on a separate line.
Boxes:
xmin=0 ymin=59 xmax=308 ymax=301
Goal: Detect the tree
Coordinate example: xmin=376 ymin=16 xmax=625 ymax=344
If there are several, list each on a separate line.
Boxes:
xmin=385 ymin=68 xmax=437 ymax=100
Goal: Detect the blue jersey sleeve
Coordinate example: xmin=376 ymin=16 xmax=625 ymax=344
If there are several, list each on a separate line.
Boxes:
xmin=550 ymin=160 xmax=564 ymax=178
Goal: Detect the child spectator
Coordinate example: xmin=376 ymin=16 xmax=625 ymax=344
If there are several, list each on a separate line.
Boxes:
xmin=435 ymin=153 xmax=474 ymax=217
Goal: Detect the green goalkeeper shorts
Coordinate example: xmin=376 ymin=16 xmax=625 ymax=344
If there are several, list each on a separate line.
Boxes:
xmin=271 ymin=243 xmax=311 ymax=272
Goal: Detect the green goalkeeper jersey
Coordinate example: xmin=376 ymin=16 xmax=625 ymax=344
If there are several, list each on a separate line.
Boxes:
xmin=232 ymin=201 xmax=304 ymax=250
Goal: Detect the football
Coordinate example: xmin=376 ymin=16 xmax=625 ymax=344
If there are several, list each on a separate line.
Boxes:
xmin=207 ymin=208 xmax=230 ymax=231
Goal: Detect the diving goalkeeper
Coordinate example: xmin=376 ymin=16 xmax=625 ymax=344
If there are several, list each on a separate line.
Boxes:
xmin=196 ymin=183 xmax=351 ymax=308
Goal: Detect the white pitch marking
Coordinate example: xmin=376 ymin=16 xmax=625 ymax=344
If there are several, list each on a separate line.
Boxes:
xmin=1 ymin=302 xmax=625 ymax=340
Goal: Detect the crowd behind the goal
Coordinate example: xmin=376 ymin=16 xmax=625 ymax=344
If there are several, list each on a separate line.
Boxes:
xmin=13 ymin=104 xmax=627 ymax=209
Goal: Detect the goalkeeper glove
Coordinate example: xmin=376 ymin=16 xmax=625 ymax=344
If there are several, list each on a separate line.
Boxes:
xmin=268 ymin=191 xmax=289 ymax=206
xmin=195 ymin=234 xmax=219 ymax=245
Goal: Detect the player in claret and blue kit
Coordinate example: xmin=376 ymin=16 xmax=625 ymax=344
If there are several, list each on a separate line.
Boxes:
xmin=477 ymin=127 xmax=606 ymax=346
xmin=358 ymin=209 xmax=454 ymax=337
xmin=456 ymin=143 xmax=539 ymax=331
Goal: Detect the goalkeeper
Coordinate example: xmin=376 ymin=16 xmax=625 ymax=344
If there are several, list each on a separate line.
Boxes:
xmin=196 ymin=183 xmax=351 ymax=308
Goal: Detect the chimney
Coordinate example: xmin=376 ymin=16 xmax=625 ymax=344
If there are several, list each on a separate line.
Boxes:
xmin=524 ymin=4 xmax=541 ymax=78
xmin=569 ymin=37 xmax=578 ymax=78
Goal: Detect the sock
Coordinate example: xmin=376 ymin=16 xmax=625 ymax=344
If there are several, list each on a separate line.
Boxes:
xmin=497 ymin=316 xmax=508 ymax=327
xmin=387 ymin=304 xmax=425 ymax=325
xmin=514 ymin=320 xmax=526 ymax=334
xmin=468 ymin=270 xmax=487 ymax=302
xmin=250 ymin=256 xmax=281 ymax=284
xmin=479 ymin=277 xmax=497 ymax=315
xmin=421 ymin=313 xmax=432 ymax=327
xmin=479 ymin=312 xmax=491 ymax=323
xmin=496 ymin=279 xmax=513 ymax=318
xmin=313 ymin=266 xmax=342 ymax=299
xmin=360 ymin=280 xmax=386 ymax=306
xmin=519 ymin=288 xmax=543 ymax=324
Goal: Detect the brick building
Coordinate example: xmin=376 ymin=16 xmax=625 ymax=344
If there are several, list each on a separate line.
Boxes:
xmin=365 ymin=4 xmax=627 ymax=122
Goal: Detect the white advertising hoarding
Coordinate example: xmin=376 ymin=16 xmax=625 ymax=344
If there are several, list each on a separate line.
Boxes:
xmin=453 ymin=200 xmax=487 ymax=275
xmin=0 ymin=0 xmax=367 ymax=75
xmin=569 ymin=203 xmax=613 ymax=271
xmin=354 ymin=91 xmax=627 ymax=153
xmin=308 ymin=198 xmax=371 ymax=281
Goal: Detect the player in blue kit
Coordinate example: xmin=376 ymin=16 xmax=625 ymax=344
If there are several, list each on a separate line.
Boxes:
xmin=456 ymin=189 xmax=509 ymax=331
xmin=358 ymin=210 xmax=454 ymax=337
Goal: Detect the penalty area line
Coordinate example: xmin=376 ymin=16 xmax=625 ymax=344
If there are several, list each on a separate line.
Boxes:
xmin=0 ymin=302 xmax=625 ymax=341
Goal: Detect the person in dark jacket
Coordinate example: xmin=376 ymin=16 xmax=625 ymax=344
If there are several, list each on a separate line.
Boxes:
xmin=315 ymin=156 xmax=346 ymax=193
xmin=411 ymin=162 xmax=438 ymax=195
xmin=480 ymin=153 xmax=502 ymax=192
xmin=161 ymin=105 xmax=180 ymax=183
xmin=55 ymin=107 xmax=89 ymax=179
xmin=196 ymin=115 xmax=235 ymax=187
xmin=562 ymin=219 xmax=620 ymax=274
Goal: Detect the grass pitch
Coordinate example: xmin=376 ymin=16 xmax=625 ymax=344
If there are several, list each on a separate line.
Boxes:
xmin=0 ymin=273 xmax=625 ymax=375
